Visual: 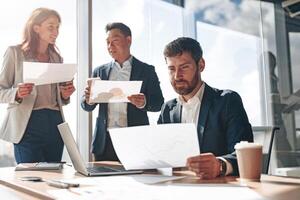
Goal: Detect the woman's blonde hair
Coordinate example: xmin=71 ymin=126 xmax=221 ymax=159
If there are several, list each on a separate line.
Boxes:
xmin=21 ymin=8 xmax=61 ymax=58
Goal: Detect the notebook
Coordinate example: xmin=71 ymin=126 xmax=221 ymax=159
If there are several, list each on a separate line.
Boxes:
xmin=57 ymin=122 xmax=143 ymax=176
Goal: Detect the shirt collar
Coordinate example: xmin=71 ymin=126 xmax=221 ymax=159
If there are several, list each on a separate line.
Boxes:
xmin=113 ymin=56 xmax=133 ymax=69
xmin=178 ymin=82 xmax=205 ymax=106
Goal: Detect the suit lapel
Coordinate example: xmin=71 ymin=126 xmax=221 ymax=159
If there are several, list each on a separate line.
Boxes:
xmin=170 ymin=100 xmax=182 ymax=123
xmin=101 ymin=63 xmax=113 ymax=80
xmin=130 ymin=57 xmax=143 ymax=80
xmin=197 ymin=84 xmax=213 ymax=146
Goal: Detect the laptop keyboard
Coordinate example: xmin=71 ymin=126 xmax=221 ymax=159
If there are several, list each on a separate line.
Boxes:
xmin=86 ymin=166 xmax=119 ymax=173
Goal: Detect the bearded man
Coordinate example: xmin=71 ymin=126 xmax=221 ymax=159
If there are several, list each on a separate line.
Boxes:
xmin=158 ymin=37 xmax=253 ymax=179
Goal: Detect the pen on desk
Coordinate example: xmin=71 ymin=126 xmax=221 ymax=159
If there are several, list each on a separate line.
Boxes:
xmin=45 ymin=180 xmax=79 ymax=189
xmin=46 ymin=180 xmax=70 ymax=189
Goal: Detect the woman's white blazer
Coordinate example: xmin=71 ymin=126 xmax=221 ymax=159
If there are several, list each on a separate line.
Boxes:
xmin=0 ymin=46 xmax=68 ymax=143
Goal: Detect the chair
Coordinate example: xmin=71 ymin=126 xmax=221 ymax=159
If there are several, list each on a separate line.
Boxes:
xmin=252 ymin=126 xmax=279 ymax=174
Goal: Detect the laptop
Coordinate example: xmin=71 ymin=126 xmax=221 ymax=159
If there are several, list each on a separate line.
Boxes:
xmin=57 ymin=122 xmax=143 ymax=176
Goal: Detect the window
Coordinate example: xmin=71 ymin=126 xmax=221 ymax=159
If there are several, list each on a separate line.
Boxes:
xmin=186 ymin=0 xmax=269 ymax=126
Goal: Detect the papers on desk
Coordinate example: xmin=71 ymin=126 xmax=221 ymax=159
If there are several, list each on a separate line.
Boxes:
xmin=48 ymin=175 xmax=185 ymax=200
xmin=23 ymin=62 xmax=77 ymax=85
xmin=48 ymin=176 xmax=265 ymax=200
xmin=61 ymin=174 xmax=186 ymax=185
xmin=109 ymin=123 xmax=200 ymax=170
xmin=0 ymin=186 xmax=23 ymax=200
xmin=49 ymin=187 xmax=265 ymax=200
xmin=89 ymin=80 xmax=142 ymax=103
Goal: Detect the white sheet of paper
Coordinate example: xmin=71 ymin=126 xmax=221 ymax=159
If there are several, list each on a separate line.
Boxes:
xmin=0 ymin=186 xmax=23 ymax=200
xmin=61 ymin=175 xmax=186 ymax=185
xmin=23 ymin=62 xmax=77 ymax=85
xmin=48 ymin=183 xmax=265 ymax=200
xmin=89 ymin=80 xmax=142 ymax=103
xmin=109 ymin=123 xmax=200 ymax=170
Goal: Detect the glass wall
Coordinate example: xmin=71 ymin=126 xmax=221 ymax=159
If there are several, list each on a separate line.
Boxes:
xmin=186 ymin=0 xmax=271 ymax=127
xmin=278 ymin=4 xmax=300 ymax=167
xmin=289 ymin=32 xmax=300 ymax=149
xmin=0 ymin=0 xmax=76 ymax=166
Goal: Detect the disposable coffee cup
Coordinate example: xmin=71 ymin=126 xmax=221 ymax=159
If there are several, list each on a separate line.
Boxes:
xmin=235 ymin=141 xmax=263 ymax=182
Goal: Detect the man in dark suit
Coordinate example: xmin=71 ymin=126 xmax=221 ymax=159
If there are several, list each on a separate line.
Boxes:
xmin=158 ymin=37 xmax=253 ymax=179
xmin=81 ymin=23 xmax=164 ymax=161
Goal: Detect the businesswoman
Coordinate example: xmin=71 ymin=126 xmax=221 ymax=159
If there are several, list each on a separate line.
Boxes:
xmin=0 ymin=8 xmax=75 ymax=163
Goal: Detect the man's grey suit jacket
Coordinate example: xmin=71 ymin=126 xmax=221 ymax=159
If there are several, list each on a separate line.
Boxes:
xmin=158 ymin=84 xmax=253 ymax=175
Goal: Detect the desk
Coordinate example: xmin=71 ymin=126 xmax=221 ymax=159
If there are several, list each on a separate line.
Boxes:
xmin=0 ymin=163 xmax=299 ymax=200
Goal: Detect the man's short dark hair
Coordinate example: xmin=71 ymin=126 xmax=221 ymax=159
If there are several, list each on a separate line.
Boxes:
xmin=164 ymin=37 xmax=203 ymax=64
xmin=105 ymin=22 xmax=132 ymax=37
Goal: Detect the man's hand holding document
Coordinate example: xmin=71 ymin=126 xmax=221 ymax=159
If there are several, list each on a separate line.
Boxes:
xmin=23 ymin=62 xmax=77 ymax=85
xmin=109 ymin=123 xmax=200 ymax=170
xmin=89 ymin=79 xmax=142 ymax=103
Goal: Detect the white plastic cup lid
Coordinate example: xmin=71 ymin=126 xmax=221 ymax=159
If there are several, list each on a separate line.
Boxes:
xmin=234 ymin=141 xmax=262 ymax=150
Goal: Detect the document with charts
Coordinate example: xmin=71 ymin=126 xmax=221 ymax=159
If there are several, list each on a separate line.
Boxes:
xmin=23 ymin=62 xmax=77 ymax=85
xmin=89 ymin=80 xmax=142 ymax=103
xmin=109 ymin=123 xmax=200 ymax=170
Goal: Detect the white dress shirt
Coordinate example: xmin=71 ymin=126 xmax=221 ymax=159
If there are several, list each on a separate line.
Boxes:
xmin=107 ymin=56 xmax=132 ymax=128
xmin=178 ymin=82 xmax=205 ymax=126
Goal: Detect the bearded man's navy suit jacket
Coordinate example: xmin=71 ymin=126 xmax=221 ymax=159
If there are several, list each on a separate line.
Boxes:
xmin=81 ymin=57 xmax=164 ymax=160
xmin=158 ymin=84 xmax=253 ymax=175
